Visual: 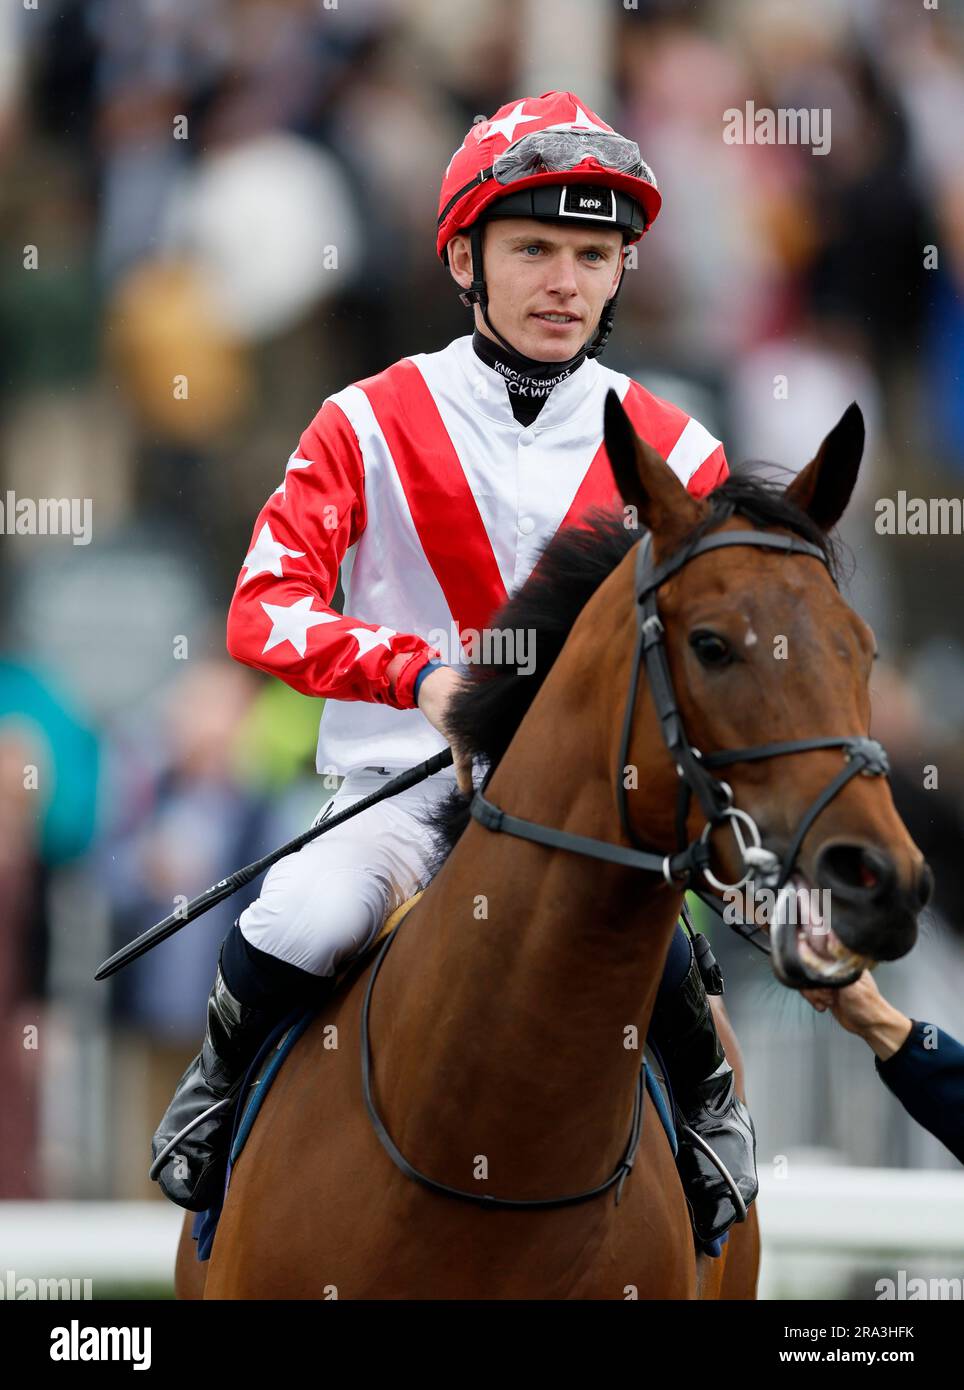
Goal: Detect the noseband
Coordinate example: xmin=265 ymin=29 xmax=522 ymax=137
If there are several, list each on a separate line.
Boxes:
xmin=470 ymin=525 xmax=890 ymax=946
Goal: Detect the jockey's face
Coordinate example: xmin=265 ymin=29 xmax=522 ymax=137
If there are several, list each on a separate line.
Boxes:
xmin=448 ymin=217 xmax=625 ymax=362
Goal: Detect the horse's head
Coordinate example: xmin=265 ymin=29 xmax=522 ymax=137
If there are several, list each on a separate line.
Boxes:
xmin=604 ymin=391 xmax=932 ymax=989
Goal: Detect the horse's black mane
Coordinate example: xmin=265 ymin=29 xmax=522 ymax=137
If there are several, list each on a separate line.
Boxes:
xmin=421 ymin=474 xmax=841 ymax=874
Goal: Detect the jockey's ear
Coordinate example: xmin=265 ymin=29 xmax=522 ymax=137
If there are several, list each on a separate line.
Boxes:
xmin=785 ymin=403 xmax=864 ymax=532
xmin=603 ymin=389 xmax=703 ymax=551
xmin=447 ymin=233 xmax=473 ymax=290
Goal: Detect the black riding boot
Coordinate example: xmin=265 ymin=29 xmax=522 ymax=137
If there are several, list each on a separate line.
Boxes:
xmin=649 ymin=934 xmax=759 ymax=1245
xmin=150 ymin=923 xmax=325 ymax=1212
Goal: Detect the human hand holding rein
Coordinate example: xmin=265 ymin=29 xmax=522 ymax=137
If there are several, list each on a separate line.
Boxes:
xmin=416 ymin=664 xmax=474 ymax=796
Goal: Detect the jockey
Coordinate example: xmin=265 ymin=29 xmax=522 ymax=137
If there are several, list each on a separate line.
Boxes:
xmin=151 ymin=90 xmax=758 ymax=1245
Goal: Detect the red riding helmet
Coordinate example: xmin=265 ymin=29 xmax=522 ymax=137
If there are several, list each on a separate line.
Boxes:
xmin=437 ymin=89 xmax=661 ymax=263
xmin=437 ymin=91 xmax=660 ymax=359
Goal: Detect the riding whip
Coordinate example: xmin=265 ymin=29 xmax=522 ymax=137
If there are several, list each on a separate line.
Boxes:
xmin=94 ymin=747 xmax=454 ymax=980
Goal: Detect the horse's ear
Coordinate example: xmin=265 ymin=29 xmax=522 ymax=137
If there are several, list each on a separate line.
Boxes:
xmin=603 ymin=390 xmax=703 ymax=549
xmin=785 ymin=403 xmax=864 ymax=531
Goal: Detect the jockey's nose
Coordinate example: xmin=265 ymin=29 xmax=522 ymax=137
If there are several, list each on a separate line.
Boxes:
xmin=545 ymin=253 xmax=580 ymax=299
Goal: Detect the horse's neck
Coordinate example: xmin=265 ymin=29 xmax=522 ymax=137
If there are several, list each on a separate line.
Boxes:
xmin=370 ymin=613 xmax=683 ymax=1196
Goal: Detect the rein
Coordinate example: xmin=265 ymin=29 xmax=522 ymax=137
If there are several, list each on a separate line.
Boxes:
xmin=361 ymin=920 xmax=646 ymax=1209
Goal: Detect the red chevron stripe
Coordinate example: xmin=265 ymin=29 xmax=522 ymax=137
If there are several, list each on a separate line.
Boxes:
xmin=359 ymin=359 xmax=508 ymax=639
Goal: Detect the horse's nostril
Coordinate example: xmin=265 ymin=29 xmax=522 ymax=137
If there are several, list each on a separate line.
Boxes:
xmin=816 ymin=844 xmax=896 ymax=901
xmin=858 ymin=860 xmax=879 ymax=890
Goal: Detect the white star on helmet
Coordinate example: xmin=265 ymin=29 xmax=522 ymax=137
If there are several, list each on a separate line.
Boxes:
xmin=475 ymin=101 xmax=541 ymax=146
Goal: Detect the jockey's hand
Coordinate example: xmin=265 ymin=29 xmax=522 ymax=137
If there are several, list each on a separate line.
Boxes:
xmin=801 ymin=970 xmax=913 ymax=1061
xmin=416 ymin=664 xmax=474 ymax=796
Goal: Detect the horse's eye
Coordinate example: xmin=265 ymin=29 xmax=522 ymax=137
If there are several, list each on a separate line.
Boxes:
xmin=689 ymin=631 xmax=732 ymax=667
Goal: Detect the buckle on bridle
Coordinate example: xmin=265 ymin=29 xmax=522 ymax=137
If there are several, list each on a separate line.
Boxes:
xmin=699 ymin=804 xmax=765 ymax=893
xmin=640 ymin=614 xmax=664 ymax=647
xmin=742 ymin=844 xmax=782 ymax=888
xmin=843 ymin=736 xmax=890 ymax=777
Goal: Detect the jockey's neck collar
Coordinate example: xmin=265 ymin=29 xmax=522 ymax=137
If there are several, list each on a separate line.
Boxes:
xmin=471 ymin=327 xmax=589 ymax=427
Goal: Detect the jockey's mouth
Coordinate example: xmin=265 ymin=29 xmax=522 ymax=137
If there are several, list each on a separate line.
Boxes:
xmin=768 ymin=872 xmax=872 ymax=990
xmin=531 ymin=310 xmax=582 ymax=325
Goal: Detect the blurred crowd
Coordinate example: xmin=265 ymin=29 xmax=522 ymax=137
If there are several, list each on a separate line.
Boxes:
xmin=1 ymin=0 xmax=963 ymax=1199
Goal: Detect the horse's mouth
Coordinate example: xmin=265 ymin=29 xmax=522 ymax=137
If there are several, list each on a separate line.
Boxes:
xmin=768 ymin=873 xmax=872 ymax=989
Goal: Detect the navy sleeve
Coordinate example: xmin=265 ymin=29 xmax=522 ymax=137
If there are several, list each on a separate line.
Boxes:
xmin=875 ymin=1020 xmax=964 ymax=1164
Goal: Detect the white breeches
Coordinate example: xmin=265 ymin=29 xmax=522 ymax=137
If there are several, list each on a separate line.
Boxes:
xmin=237 ymin=764 xmax=458 ymax=976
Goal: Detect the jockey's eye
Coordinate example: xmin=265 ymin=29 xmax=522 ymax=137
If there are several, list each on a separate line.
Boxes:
xmin=689 ymin=630 xmax=732 ymax=668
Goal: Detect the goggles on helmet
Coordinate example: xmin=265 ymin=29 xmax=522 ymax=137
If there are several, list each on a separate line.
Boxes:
xmin=491 ymin=128 xmax=656 ymax=189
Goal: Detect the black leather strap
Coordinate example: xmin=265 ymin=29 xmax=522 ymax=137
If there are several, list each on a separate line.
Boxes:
xmin=775 ymin=744 xmax=885 ymax=885
xmin=637 ymin=529 xmax=827 ymax=599
xmin=361 ymin=920 xmax=647 ymax=1209
xmin=471 ymin=789 xmax=710 ymax=883
xmin=702 ymin=735 xmax=890 ymax=770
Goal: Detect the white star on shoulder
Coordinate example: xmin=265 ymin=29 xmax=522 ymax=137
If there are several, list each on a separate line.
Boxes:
xmin=346 ymin=625 xmax=396 ymax=659
xmin=476 ymin=101 xmax=540 ymax=145
xmin=261 ymin=597 xmax=338 ymax=657
xmin=241 ymin=523 xmax=306 ymax=585
xmin=273 ymin=453 xmax=313 ymax=499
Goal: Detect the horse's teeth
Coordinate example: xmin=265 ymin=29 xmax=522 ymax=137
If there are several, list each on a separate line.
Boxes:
xmin=799 ymin=936 xmax=867 ymax=981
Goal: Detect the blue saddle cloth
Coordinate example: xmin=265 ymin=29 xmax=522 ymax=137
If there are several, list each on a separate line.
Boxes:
xmin=193 ymin=1008 xmax=312 ymax=1261
xmin=192 ymin=1019 xmax=725 ymax=1262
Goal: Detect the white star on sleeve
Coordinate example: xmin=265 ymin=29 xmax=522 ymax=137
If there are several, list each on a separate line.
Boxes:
xmin=346 ymin=625 xmax=396 ymax=660
xmin=241 ymin=523 xmax=306 ymax=584
xmin=476 ymin=101 xmax=540 ymax=145
xmin=261 ymin=597 xmax=338 ymax=657
xmin=273 ymin=453 xmax=313 ymax=499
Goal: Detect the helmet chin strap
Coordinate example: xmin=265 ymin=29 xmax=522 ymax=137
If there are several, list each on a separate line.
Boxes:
xmin=458 ymin=222 xmax=625 ymax=364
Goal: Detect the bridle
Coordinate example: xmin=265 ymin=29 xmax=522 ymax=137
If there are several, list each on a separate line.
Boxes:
xmin=471 ymin=526 xmax=889 ymax=944
xmin=361 ymin=523 xmax=890 ymax=1213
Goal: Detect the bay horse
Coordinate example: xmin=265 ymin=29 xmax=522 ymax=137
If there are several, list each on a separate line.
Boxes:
xmin=176 ymin=394 xmax=930 ymax=1299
